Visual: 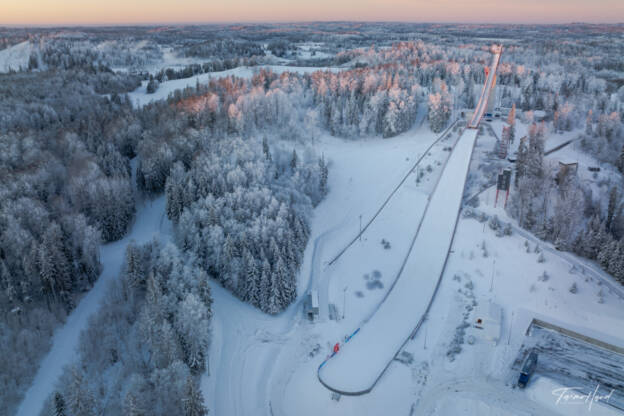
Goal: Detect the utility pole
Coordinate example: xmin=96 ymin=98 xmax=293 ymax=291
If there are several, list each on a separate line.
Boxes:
xmin=507 ymin=310 xmax=514 ymax=345
xmin=359 ymin=215 xmax=362 ymax=242
xmin=342 ymin=286 xmax=348 ymax=320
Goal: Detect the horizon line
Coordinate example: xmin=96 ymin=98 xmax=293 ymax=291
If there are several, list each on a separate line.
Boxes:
xmin=1 ymin=20 xmax=623 ymax=29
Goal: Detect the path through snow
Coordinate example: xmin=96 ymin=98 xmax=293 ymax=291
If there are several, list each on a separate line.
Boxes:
xmin=17 ymin=196 xmax=171 ymax=416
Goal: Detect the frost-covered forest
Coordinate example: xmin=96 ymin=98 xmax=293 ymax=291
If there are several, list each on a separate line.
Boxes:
xmin=0 ymin=22 xmax=623 ymax=415
xmin=40 ymin=241 xmax=212 ymax=416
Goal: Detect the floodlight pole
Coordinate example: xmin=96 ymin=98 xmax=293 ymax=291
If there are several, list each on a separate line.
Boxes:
xmin=359 ymin=215 xmax=362 ymax=242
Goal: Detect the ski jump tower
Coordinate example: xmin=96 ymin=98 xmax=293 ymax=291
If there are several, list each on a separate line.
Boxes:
xmin=468 ymin=45 xmax=502 ymax=129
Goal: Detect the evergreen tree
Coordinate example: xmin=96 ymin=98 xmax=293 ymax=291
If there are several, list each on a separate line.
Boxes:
xmin=526 ymin=123 xmax=545 ymax=179
xmin=585 ymin=110 xmax=593 ymax=136
xmin=266 ymin=265 xmax=281 ymax=315
xmin=617 ymin=146 xmax=624 ymax=174
xmin=598 ymin=239 xmax=617 ymax=270
xmin=123 ymin=391 xmax=144 ymax=416
xmin=54 ymin=392 xmax=66 ymax=416
xmin=183 ymin=378 xmax=208 ymax=416
xmin=66 ymin=367 xmax=95 ymax=416
xmin=318 ymin=155 xmax=328 ymax=197
xmin=515 ymin=137 xmax=528 ymax=186
xmin=242 ymin=249 xmax=259 ymax=306
xmin=166 ymin=162 xmax=187 ymax=223
xmin=262 ymin=136 xmax=271 ymax=162
xmin=146 ymin=76 xmax=159 ymax=94
xmin=259 ymin=258 xmax=271 ymax=309
xmin=607 ymin=187 xmax=618 ymax=233
xmin=125 ymin=244 xmax=143 ymax=289
xmin=290 ymin=149 xmax=298 ymax=170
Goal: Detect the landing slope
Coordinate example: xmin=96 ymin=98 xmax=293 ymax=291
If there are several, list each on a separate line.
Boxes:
xmin=318 ymin=128 xmax=478 ymax=394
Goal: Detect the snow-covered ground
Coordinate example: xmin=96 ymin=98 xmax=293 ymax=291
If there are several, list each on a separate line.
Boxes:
xmin=318 ymin=128 xmax=478 ymax=394
xmin=127 ymin=65 xmax=342 ymax=108
xmin=0 ymin=41 xmax=32 ymax=73
xmin=274 ymin=196 xmax=624 ymax=416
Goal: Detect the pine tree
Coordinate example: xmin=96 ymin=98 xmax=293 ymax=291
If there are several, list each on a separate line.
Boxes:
xmin=166 ymin=162 xmax=186 ymax=222
xmin=274 ymin=256 xmax=293 ymax=310
xmin=608 ymin=242 xmax=623 ymax=278
xmin=526 ymin=123 xmax=545 ymax=179
xmin=259 ymin=258 xmax=271 ymax=308
xmin=383 ymin=101 xmax=400 ymax=137
xmin=125 ymin=244 xmax=143 ymax=289
xmin=122 ymin=391 xmax=143 ymax=416
xmin=585 ymin=110 xmax=593 ymax=136
xmin=243 ymin=249 xmax=259 ymax=306
xmin=607 ymin=187 xmax=618 ymax=232
xmin=318 ymin=155 xmax=328 ymax=197
xmin=262 ymin=136 xmax=271 ymax=162
xmin=617 ymin=146 xmax=624 ymax=174
xmin=38 ymin=244 xmax=58 ymax=306
xmin=598 ymin=239 xmax=617 ymax=270
xmin=146 ymin=78 xmax=159 ymax=94
xmin=54 ymin=392 xmax=66 ymax=416
xmin=66 ymin=367 xmax=95 ymax=416
xmin=183 ymin=378 xmax=208 ymax=416
xmin=266 ymin=264 xmax=281 ymax=315
xmin=290 ymin=149 xmax=298 ymax=170
xmin=221 ymin=235 xmax=237 ymax=286
xmin=515 ymin=137 xmax=528 ymax=186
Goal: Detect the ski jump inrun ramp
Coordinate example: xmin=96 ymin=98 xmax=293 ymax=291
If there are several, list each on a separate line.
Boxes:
xmin=318 ymin=45 xmax=502 ymax=395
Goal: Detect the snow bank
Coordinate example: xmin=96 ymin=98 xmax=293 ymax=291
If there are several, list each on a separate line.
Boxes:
xmin=318 ymin=128 xmax=478 ymax=394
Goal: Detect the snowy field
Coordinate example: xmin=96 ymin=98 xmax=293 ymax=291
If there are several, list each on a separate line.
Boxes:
xmin=0 ymin=41 xmax=32 ymax=73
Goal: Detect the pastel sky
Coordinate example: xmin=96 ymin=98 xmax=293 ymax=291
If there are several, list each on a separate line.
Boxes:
xmin=2 ymin=0 xmax=623 ymax=25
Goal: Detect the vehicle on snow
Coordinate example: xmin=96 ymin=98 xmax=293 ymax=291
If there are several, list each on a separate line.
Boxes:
xmin=518 ymin=350 xmax=538 ymax=388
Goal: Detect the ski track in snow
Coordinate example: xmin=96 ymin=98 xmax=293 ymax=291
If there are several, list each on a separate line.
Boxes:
xmin=318 ymin=128 xmax=478 ymax=394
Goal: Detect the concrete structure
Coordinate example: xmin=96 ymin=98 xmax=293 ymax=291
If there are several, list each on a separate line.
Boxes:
xmin=468 ymin=45 xmax=502 ymax=129
xmin=305 ymin=290 xmax=319 ymax=321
